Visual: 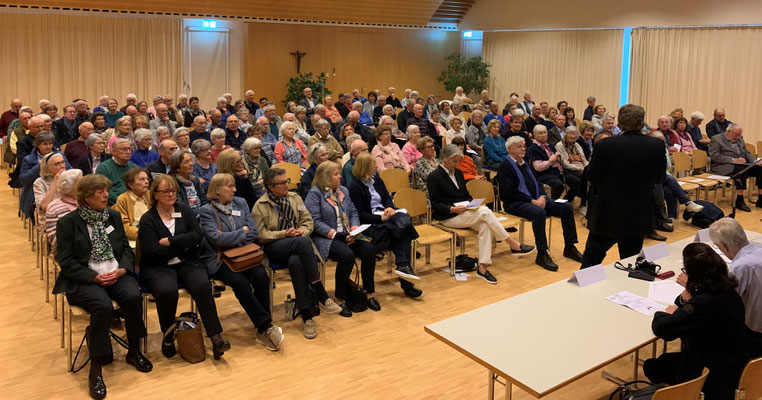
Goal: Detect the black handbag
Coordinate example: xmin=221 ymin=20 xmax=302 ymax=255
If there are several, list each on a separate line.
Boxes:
xmin=455 ymin=254 xmax=478 ymax=272
xmin=609 ymin=380 xmax=666 ymax=400
xmin=344 ymin=267 xmax=368 ymax=313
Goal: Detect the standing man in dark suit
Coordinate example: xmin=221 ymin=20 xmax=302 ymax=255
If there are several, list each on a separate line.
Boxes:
xmin=580 ymin=104 xmax=666 ymax=268
xmin=298 ymin=87 xmax=317 ymax=116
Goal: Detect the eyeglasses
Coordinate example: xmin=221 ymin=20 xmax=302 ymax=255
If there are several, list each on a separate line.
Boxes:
xmin=156 ymin=189 xmax=177 ymax=195
xmin=272 ymin=179 xmax=291 ymax=187
xmin=681 ymin=268 xmax=686 ymax=274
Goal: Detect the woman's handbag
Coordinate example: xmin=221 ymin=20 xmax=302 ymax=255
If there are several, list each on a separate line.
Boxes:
xmin=211 ymin=207 xmax=264 ymax=272
xmin=343 ymin=266 xmax=368 ymax=313
xmin=608 ymin=380 xmax=666 ymax=400
xmin=163 ymin=312 xmax=206 ymax=363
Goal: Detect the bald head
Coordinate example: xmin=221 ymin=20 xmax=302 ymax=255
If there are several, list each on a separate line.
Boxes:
xmin=347 ymin=111 xmax=360 ymax=122
xmin=350 ymin=139 xmax=368 ymax=156
xmin=10 ymin=98 xmax=22 ymax=112
xmin=28 ymin=116 xmax=44 ymax=135
xmin=78 ymin=122 xmax=94 ymax=140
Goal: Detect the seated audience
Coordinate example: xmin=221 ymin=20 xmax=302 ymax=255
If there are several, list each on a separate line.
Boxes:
xmin=308 ymin=119 xmax=342 ymax=163
xmin=323 ymin=95 xmax=342 ymax=124
xmin=34 ymin=152 xmax=68 ymax=215
xmin=591 ymin=104 xmax=607 ymax=130
xmin=64 ymin=122 xmax=94 ymax=167
xmin=138 ymin=174 xmax=230 ymax=360
xmin=564 ymin=107 xmax=579 ymax=127
xmin=439 ymin=101 xmax=453 ymax=128
xmin=274 ymin=121 xmax=307 ymax=167
xmin=252 ymin=168 xmax=333 ymax=339
xmin=644 ymin=242 xmax=751 ymax=400
xmin=299 ymin=143 xmax=328 ymax=199
xmin=401 ymin=125 xmax=422 ymax=166
xmin=337 ymin=123 xmax=356 ymax=153
xmin=547 ymin=115 xmax=565 ymax=147
xmin=528 ymin=125 xmax=579 ymax=201
xmin=113 ymin=167 xmax=150 ymax=242
xmin=413 ymin=137 xmax=441 ymax=199
xmin=705 ymin=108 xmax=731 ymax=138
xmin=427 ymin=145 xmax=533 ymax=284
xmin=198 ymin=173 xmax=284 ymax=351
xmin=372 ymin=125 xmax=411 ymax=174
xmin=106 ymin=116 xmax=135 ymax=153
xmin=130 ymin=128 xmax=159 ymax=167
xmin=170 ymin=150 xmax=207 ymax=212
xmin=668 ymin=117 xmax=696 ymax=154
xmin=498 ymin=136 xmax=582 ymax=271
xmin=53 ymin=174 xmax=151 ymax=399
xmin=466 ymin=110 xmax=487 ymax=156
xmin=483 ymin=119 xmax=508 ymax=169
xmin=688 ymin=111 xmax=710 ymax=151
xmin=224 ymin=115 xmax=245 ymax=150
xmin=146 ymin=139 xmax=177 ymax=179
xmin=216 ymin=147 xmax=259 ymax=210
xmin=173 ymin=127 xmax=192 ymax=155
xmin=191 ymin=139 xmax=216 ymax=193
xmin=576 ymin=121 xmax=595 ymax=160
xmin=96 ymin=138 xmax=137 ymax=205
xmin=430 ymin=109 xmax=447 ymax=138
xmin=708 ymin=123 xmax=762 ymax=211
xmin=445 ymin=114 xmax=466 ymax=145
xmin=182 ymin=97 xmax=206 ymax=128
xmin=555 ymin=126 xmax=589 ymax=212
xmin=76 ymin=133 xmax=111 ymax=176
xmin=20 ymin=132 xmax=69 ymax=218
xmin=505 ymin=110 xmax=532 ymax=147
xmin=44 ymin=168 xmax=82 ymax=247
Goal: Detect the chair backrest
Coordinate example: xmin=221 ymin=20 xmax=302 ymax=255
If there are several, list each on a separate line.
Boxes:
xmin=673 ymin=151 xmax=691 ymax=176
xmin=60 ymin=143 xmax=67 ymax=152
xmin=394 ymin=188 xmax=428 ymax=219
xmin=746 ymin=143 xmax=757 ymax=157
xmin=757 ymin=141 xmax=762 ymax=158
xmin=380 ymin=168 xmax=410 ymax=194
xmin=271 ymin=162 xmax=301 ymax=190
xmin=651 ymin=368 xmax=709 ymax=400
xmin=466 ymin=179 xmax=495 ymax=206
xmin=737 ymin=357 xmax=762 ymax=400
xmin=692 ymin=149 xmax=709 ymax=170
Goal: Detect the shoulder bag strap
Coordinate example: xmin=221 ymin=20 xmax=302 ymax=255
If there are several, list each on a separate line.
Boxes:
xmin=210 ymin=206 xmax=223 ymax=264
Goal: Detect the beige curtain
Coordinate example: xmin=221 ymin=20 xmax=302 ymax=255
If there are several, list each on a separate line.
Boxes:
xmin=482 ymin=29 xmax=623 ymax=116
xmin=630 ymin=27 xmax=762 ymax=144
xmin=0 ymin=12 xmax=182 ymax=113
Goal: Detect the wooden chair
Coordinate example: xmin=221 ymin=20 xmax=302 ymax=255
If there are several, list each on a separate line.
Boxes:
xmin=736 ymin=357 xmax=762 ymax=400
xmin=393 ymin=188 xmax=456 ymax=276
xmin=466 ymin=179 xmax=520 ymax=233
xmin=651 ymin=368 xmax=708 ymax=400
xmin=672 ymin=152 xmax=709 ymax=201
xmin=271 ymin=162 xmax=301 ymax=190
xmin=746 ymin=143 xmax=757 ymax=157
xmin=380 ymin=168 xmax=410 ymax=194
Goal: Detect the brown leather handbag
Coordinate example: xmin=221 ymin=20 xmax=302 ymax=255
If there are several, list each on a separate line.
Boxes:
xmin=211 ymin=207 xmax=264 ymax=272
xmin=164 ymin=312 xmax=206 ymax=364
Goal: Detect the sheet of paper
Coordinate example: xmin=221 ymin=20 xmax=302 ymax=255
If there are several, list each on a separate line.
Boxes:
xmin=606 ymin=291 xmax=666 ymax=316
xmin=648 ymin=281 xmax=684 ymax=304
xmin=496 ymin=216 xmax=508 ymax=222
xmin=466 ymin=149 xmax=478 ymax=155
xmin=678 ymin=181 xmax=686 ymax=187
xmin=349 ymin=224 xmax=371 ymax=236
xmin=455 ymin=272 xmax=469 ymax=281
xmin=454 ymin=198 xmax=484 ymax=209
xmin=639 ymin=242 xmax=669 ymax=261
xmin=396 ymin=208 xmax=408 ymax=214
xmin=707 ymin=174 xmax=730 ymax=180
xmin=673 ymin=143 xmax=682 ymax=151
xmin=683 ymin=178 xmax=703 ymax=183
xmin=554 ymin=199 xmax=568 ymax=203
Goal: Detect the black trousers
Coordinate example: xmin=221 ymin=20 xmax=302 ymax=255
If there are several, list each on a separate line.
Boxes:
xmin=144 ymin=262 xmax=223 ymax=338
xmin=538 ymin=173 xmax=565 ymax=199
xmin=212 ymin=263 xmax=271 ymax=329
xmin=580 ymin=232 xmax=644 ymax=268
xmin=263 ymin=237 xmax=320 ymax=313
xmin=506 ymin=200 xmax=577 ymax=252
xmin=731 ymin=164 xmax=762 ymax=190
xmin=329 ymin=239 xmax=376 ymax=299
xmin=653 ymin=184 xmax=669 ymax=224
xmin=562 ymin=169 xmax=581 ymax=201
xmin=565 ymin=168 xmax=587 ymax=204
xmin=66 ymin=274 xmax=146 ymax=360
xmin=366 ymin=220 xmax=415 ymax=291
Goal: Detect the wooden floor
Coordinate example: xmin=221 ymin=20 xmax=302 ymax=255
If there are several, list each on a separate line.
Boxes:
xmin=1 ymin=164 xmax=761 ymax=400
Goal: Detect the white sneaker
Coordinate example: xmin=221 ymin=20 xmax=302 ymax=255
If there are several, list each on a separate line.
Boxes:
xmin=303 ymin=319 xmax=317 ymax=339
xmin=685 ymin=201 xmax=704 ymax=213
xmin=320 ymin=298 xmax=342 ymax=314
xmin=256 ymin=325 xmax=284 ymax=351
xmin=578 ymin=206 xmax=587 ymax=216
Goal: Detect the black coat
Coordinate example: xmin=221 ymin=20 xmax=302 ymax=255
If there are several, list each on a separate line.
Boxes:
xmin=75 ymin=152 xmax=112 ymax=176
xmin=586 ymin=130 xmax=666 ymax=239
xmin=174 ymin=175 xmax=208 ymax=211
xmin=427 ymin=166 xmax=472 ymax=221
xmin=348 ymin=174 xmax=394 ymax=224
xmin=51 ymin=117 xmax=80 ymax=147
xmin=496 ymin=158 xmax=547 ymax=209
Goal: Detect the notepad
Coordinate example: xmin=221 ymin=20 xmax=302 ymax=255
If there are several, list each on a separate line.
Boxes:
xmin=350 ymin=224 xmax=371 ymax=236
xmin=454 ymin=198 xmax=484 ymax=209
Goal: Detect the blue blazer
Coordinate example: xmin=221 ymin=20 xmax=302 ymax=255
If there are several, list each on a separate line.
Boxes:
xmin=198 ymin=197 xmax=259 ymax=275
xmin=304 ymin=185 xmax=360 ymax=260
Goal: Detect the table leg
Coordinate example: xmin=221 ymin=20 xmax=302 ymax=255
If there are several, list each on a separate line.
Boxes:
xmin=487 ymin=370 xmax=495 ymax=400
xmin=505 ymin=380 xmax=512 ymax=400
xmin=632 ymin=349 xmax=639 ymax=380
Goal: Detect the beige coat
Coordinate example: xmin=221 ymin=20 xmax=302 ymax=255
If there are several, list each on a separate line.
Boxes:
xmin=252 ymin=192 xmax=314 ymax=244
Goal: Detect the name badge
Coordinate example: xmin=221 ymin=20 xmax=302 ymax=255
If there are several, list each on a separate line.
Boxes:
xmin=232 ymin=210 xmax=241 ymax=216
xmin=105 ymin=225 xmax=115 ymax=234
xmin=297 ymin=205 xmax=306 ymax=211
xmin=171 ymin=212 xmax=182 ymax=218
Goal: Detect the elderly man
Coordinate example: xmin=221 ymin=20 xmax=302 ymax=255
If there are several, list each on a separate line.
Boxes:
xmin=406 ymin=104 xmax=433 ymax=138
xmin=345 ymin=110 xmax=370 ymax=143
xmin=583 ymin=96 xmax=596 ymax=121
xmin=262 ymin=104 xmax=281 ymax=138
xmin=96 ymin=138 xmax=138 ymax=205
xmin=505 ymin=111 xmax=532 ymax=147
xmin=477 ymin=90 xmax=490 ymax=110
xmin=708 ymin=218 xmax=762 ymax=356
xmin=705 ymin=108 xmax=732 ymax=138
xmin=182 ymin=96 xmax=206 ymax=128
xmin=15 ymin=116 xmax=45 ymax=164
xmin=498 ymin=136 xmax=582 ymax=271
xmin=598 ymin=115 xmax=617 ymax=137
xmin=397 ymin=100 xmax=416 ymax=132
xmin=162 ymin=95 xmax=183 ymax=125
xmin=146 ymin=139 xmax=178 ymax=179
xmin=519 ymin=91 xmax=535 ymax=114
xmin=120 ymin=93 xmax=137 ymax=113
xmin=528 ymin=125 xmax=579 ymax=201
xmin=341 ymin=138 xmax=368 ymax=186
xmin=189 ymin=115 xmax=211 ymax=144
xmin=387 ymin=87 xmax=402 ymax=109
xmin=708 ymin=123 xmax=762 ymax=211
xmin=224 ymin=115 xmax=245 ymax=149
xmin=255 ymin=116 xmax=278 ymax=155
xmin=1 ymin=98 xmax=22 ymax=137
xmin=74 ymin=99 xmax=91 ymax=126
xmin=125 ymin=105 xmax=138 ymax=120
xmin=64 ymin=122 xmax=94 ymax=166
xmin=524 ymin=104 xmax=544 ymax=137
xmin=9 ymin=110 xmax=32 ymax=157
xmin=351 ymin=101 xmax=373 ymax=130
xmin=51 ymin=105 xmax=80 ymax=147
xmin=206 ymin=109 xmax=223 ymax=133
xmin=351 ymin=88 xmax=367 ymax=104
xmin=483 ymin=101 xmax=505 ymax=134
xmin=547 ymin=115 xmax=566 ymax=147
xmin=687 ymin=111 xmax=709 ymax=151
xmin=93 ymin=95 xmax=109 ymax=113
xmin=149 ymin=104 xmax=177 ymax=133
xmin=243 ymin=90 xmax=259 ymax=116
xmin=653 ymin=116 xmax=675 ymax=148
xmin=299 ymin=87 xmax=317 ymax=115
xmin=372 ymin=95 xmax=388 ymax=123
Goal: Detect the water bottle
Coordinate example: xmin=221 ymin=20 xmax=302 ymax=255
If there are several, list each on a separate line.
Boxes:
xmin=284 ymin=294 xmax=294 ymax=321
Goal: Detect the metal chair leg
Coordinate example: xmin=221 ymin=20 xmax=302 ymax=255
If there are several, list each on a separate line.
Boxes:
xmin=142 ymin=294 xmax=148 ymax=353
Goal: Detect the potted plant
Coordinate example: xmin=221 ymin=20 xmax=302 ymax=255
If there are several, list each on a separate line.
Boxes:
xmin=437 ymin=53 xmax=491 ymax=98
xmin=284 ymin=72 xmax=332 ymax=106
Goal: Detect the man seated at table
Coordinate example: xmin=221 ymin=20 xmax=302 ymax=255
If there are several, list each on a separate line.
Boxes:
xmin=708 ymin=218 xmax=762 ymax=356
xmin=708 ymin=123 xmax=762 ymax=211
xmin=497 ymin=136 xmax=582 ymax=271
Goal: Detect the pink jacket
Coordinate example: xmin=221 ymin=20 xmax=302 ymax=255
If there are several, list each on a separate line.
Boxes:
xmin=372 ymin=142 xmax=411 ymax=173
xmin=401 ymin=141 xmax=422 ymax=166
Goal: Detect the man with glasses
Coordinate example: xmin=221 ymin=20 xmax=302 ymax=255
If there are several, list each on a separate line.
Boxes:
xmin=96 ymin=138 xmax=137 ymax=205
xmin=146 ymin=139 xmax=178 ymax=180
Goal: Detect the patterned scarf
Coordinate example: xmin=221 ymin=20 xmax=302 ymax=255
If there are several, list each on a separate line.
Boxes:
xmin=212 ymin=200 xmax=236 ymax=230
xmin=563 ymin=141 xmax=584 ymax=163
xmin=78 ymin=205 xmax=114 ymax=261
xmin=324 ymin=188 xmax=350 ymax=232
xmin=272 ymin=193 xmax=299 ymax=231
xmin=242 ymin=151 xmax=263 ymax=189
xmin=176 ymin=175 xmax=200 ymax=208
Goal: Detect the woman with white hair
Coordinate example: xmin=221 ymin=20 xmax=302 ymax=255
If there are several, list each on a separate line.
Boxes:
xmin=241 ymin=137 xmax=269 ymax=198
xmin=452 ymin=86 xmax=472 ymax=110
xmin=106 ymin=115 xmax=134 ymax=153
xmin=35 ymin=152 xmax=68 ymax=214
xmin=45 ymin=168 xmax=82 ymax=247
xmin=209 ymin=128 xmax=231 ymax=163
xmin=445 ymin=114 xmax=467 ymax=145
xmin=292 ymin=106 xmax=311 ymax=144
xmin=439 ymin=101 xmax=453 ymax=129
xmin=191 ymin=139 xmax=216 ymax=193
xmin=76 ymin=133 xmax=111 ymax=175
xmin=401 ymin=125 xmax=423 ymax=166
xmin=130 ymin=128 xmax=159 ymax=167
xmin=173 ymin=127 xmax=192 ymax=156
xmin=274 ymin=121 xmax=307 ymax=167
xmin=555 ymin=126 xmax=589 ymax=213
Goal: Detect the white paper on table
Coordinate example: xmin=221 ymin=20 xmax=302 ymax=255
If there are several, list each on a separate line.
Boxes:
xmin=454 ymin=198 xmax=484 ymax=209
xmin=606 ymin=291 xmax=666 ymax=316
xmin=455 ymin=272 xmax=469 ymax=281
xmin=684 ymin=178 xmax=703 ymax=183
xmin=555 ymin=199 xmax=568 ymax=203
xmin=648 ymin=281 xmax=684 ymax=304
xmin=496 ymin=216 xmax=508 ymax=221
xmin=709 ymin=244 xmax=733 ymax=264
xmin=707 ymin=174 xmax=730 ymax=180
xmin=349 ymin=224 xmax=371 ymax=236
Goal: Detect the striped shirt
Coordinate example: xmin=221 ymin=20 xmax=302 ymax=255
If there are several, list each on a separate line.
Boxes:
xmin=45 ymin=199 xmax=78 ymax=248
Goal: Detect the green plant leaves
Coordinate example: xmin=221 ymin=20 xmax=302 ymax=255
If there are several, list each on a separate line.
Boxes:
xmin=437 ymin=53 xmax=491 ymax=96
xmin=284 ymin=72 xmax=332 ymax=106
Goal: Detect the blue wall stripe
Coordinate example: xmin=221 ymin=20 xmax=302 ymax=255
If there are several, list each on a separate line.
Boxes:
xmin=619 ymin=27 xmax=633 ymax=107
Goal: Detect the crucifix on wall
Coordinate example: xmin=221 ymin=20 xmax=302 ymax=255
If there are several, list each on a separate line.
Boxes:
xmin=290 ymin=51 xmax=307 ymax=73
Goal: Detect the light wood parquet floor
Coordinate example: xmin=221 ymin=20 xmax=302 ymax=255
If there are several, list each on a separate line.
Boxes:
xmin=1 ymin=164 xmax=760 ymax=400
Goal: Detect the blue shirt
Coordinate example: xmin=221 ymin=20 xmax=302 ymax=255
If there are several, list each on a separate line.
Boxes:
xmin=363 ymin=178 xmax=383 ymax=212
xmin=483 ymin=112 xmax=505 ymax=132
xmin=730 ymin=243 xmax=762 ymax=333
xmin=484 ymin=135 xmax=508 ymax=165
xmin=129 ymin=148 xmax=159 ymax=167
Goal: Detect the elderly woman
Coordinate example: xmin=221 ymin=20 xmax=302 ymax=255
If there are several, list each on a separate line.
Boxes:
xmin=34 ymin=152 xmax=69 ymax=216
xmin=372 ymin=125 xmax=411 ymax=174
xmin=136 ymin=100 xmax=149 ymax=118
xmin=170 ymin=149 xmax=207 ymax=212
xmin=104 ymin=98 xmax=125 ymax=128
xmin=362 ymin=92 xmax=379 ymax=119
xmin=308 ymin=119 xmax=342 ymax=163
xmin=45 ymin=169 xmax=82 ymax=247
xmin=191 ymin=139 xmax=217 ymax=193
xmin=237 ymin=108 xmax=251 ymax=132
xmin=439 ymin=101 xmax=453 ymax=128
xmin=91 ymin=112 xmax=108 ymax=134
xmin=291 ymin=107 xmax=311 ymax=144
xmin=53 ymin=174 xmax=151 ymax=399
xmin=151 ymin=126 xmax=171 ymax=153
xmin=253 ymin=168 xmax=340 ymax=339
xmin=401 ymin=125 xmax=423 ymax=166
xmin=274 ymin=121 xmax=307 ymax=167
xmin=323 ymin=95 xmax=342 ymax=124
xmin=378 ymin=114 xmax=404 ymax=147
xmin=428 ymin=145 xmax=532 ymax=284
xmin=241 ymin=137 xmax=269 ymax=197
xmin=483 ymin=119 xmax=508 ymax=169
xmin=113 ymin=167 xmax=150 ymax=242
xmin=216 ymin=147 xmax=259 ymax=210
xmin=75 ymin=133 xmax=110 ymax=176
xmin=668 ymin=117 xmax=696 ymax=154
xmin=20 ymin=132 xmax=70 ymax=218
xmin=577 ymin=121 xmax=596 ymax=160
xmin=445 ymin=114 xmax=467 ymax=146
xmin=591 ymin=104 xmax=607 ymax=130
xmin=338 ymin=123 xmax=355 ymax=152
xmin=466 ymin=110 xmax=487 ymax=155
xmin=173 ymin=127 xmax=192 ymax=155
xmin=138 ymin=175 xmax=230 ymax=360
xmin=209 ymin=128 xmax=230 ymax=163
xmin=430 ymin=109 xmax=447 ymax=137
xmin=198 ymin=173 xmax=284 ymax=351
xmin=452 ymin=86 xmax=471 ymax=109
xmin=413 ymin=136 xmax=441 ymax=199
xmin=528 ymin=125 xmax=570 ymax=200
xmin=644 ymin=242 xmax=751 ymax=400
xmin=305 ymin=161 xmax=380 ymax=315
xmin=451 ymin=136 xmax=485 ymax=181
xmin=555 ymin=126 xmax=589 ymax=211
xmin=129 ymin=128 xmax=159 ymax=167
xmin=298 ymin=142 xmax=328 ymax=199
xmin=106 ymin=115 xmax=134 ymax=153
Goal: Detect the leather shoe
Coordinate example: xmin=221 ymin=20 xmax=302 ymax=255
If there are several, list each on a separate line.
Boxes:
xmin=647 ymin=231 xmax=667 ymax=241
xmin=737 ymin=200 xmax=751 ymax=212
xmin=563 ymin=246 xmax=583 ymax=262
xmin=338 ymin=303 xmax=353 ymax=318
xmin=511 ymin=243 xmax=536 ymax=254
xmin=367 ymin=296 xmax=381 ymax=311
xmin=125 ymin=351 xmax=153 ymax=373
xmin=212 ymin=338 xmax=231 ymax=360
xmin=535 ymin=253 xmax=558 ymax=271
xmin=161 ymin=341 xmax=176 ymax=358
xmin=655 ymin=221 xmax=674 ymax=232
xmin=89 ymin=374 xmax=107 ymax=399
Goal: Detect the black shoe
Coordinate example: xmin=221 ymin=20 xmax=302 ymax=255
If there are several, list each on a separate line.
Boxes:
xmin=375 ymin=253 xmax=385 ymax=261
xmin=535 ymin=253 xmax=559 ymax=271
xmin=338 ymin=303 xmax=353 ymax=317
xmin=403 ymin=287 xmax=424 ymax=300
xmin=756 ymin=198 xmax=762 ymax=208
xmin=125 ymin=351 xmax=153 ymax=373
xmin=655 ymin=221 xmax=674 ymax=232
xmin=647 ymin=231 xmax=667 ymax=241
xmin=737 ymin=200 xmax=751 ymax=212
xmin=212 ymin=338 xmax=231 ymax=360
xmin=476 ymin=269 xmax=497 ymax=284
xmin=88 ymin=375 xmax=107 ymax=399
xmin=563 ymin=246 xmax=583 ymax=262
xmin=367 ymin=297 xmax=381 ymax=311
xmin=161 ymin=341 xmax=176 ymax=358
xmin=394 ymin=265 xmax=421 ymax=280
xmin=511 ymin=244 xmax=536 ymax=254
xmin=505 ymin=226 xmax=518 ymax=233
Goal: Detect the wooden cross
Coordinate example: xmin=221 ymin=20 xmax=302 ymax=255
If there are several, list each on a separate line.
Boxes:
xmin=290 ymin=51 xmax=307 ymax=73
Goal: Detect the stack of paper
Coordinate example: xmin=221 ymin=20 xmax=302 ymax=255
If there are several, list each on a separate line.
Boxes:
xmin=606 ymin=291 xmax=666 ymax=316
xmin=454 ymin=198 xmax=485 ymax=209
